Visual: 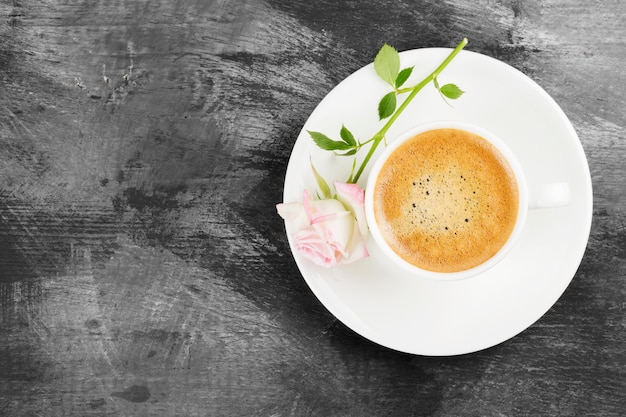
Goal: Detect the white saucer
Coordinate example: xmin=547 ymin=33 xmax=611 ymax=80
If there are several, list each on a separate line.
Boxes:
xmin=281 ymin=48 xmax=593 ymax=356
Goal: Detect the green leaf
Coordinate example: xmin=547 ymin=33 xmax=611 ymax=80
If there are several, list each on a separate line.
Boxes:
xmin=395 ymin=66 xmax=413 ymax=89
xmin=374 ymin=44 xmax=400 ymax=87
xmin=308 ymin=130 xmax=352 ymax=151
xmin=310 ymin=158 xmax=332 ymax=199
xmin=440 ymin=83 xmax=465 ymax=100
xmin=340 ymin=125 xmax=357 ymax=146
xmin=378 ymin=91 xmax=396 ymax=120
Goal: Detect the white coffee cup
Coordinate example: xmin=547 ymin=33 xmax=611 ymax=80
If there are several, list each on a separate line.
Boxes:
xmin=364 ymin=121 xmax=569 ymax=280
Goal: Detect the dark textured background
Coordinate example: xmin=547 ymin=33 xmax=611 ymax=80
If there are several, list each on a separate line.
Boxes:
xmin=1 ymin=0 xmax=624 ymax=416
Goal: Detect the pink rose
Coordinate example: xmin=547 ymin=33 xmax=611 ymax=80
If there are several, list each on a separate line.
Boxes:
xmin=277 ymin=182 xmax=369 ymax=267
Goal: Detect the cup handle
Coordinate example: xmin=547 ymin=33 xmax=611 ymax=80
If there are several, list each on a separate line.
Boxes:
xmin=529 ymin=182 xmax=570 ymax=210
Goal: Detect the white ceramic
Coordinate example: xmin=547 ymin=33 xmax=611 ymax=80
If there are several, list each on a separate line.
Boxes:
xmin=364 ymin=120 xmax=569 ymax=281
xmin=281 ymin=48 xmax=593 ymax=356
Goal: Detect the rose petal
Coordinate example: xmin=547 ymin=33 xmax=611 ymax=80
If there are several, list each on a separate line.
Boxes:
xmin=276 ymin=202 xmax=301 ymax=220
xmin=304 ymin=190 xmax=351 ymax=225
xmin=310 ymin=206 xmax=351 ymax=225
xmin=293 ymin=227 xmax=338 ymax=267
xmin=314 ymin=210 xmax=354 ymax=256
xmin=276 ymin=201 xmax=309 ymax=230
xmin=343 ymin=219 xmax=370 ymax=264
xmin=334 ymin=181 xmax=368 ymax=238
xmin=302 ymin=190 xmax=314 ymax=224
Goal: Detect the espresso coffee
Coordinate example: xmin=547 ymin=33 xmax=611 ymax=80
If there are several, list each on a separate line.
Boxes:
xmin=373 ymin=128 xmax=519 ymax=272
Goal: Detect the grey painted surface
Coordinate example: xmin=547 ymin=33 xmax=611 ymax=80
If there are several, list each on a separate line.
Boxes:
xmin=1 ymin=0 xmax=624 ymax=415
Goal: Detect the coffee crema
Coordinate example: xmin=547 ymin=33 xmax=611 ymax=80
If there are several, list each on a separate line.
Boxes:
xmin=373 ymin=128 xmax=519 ymax=272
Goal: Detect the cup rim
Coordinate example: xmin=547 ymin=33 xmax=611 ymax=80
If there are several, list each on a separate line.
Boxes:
xmin=364 ymin=120 xmax=529 ymax=281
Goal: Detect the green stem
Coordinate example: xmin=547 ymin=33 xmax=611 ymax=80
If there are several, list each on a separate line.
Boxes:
xmin=356 ymin=136 xmax=377 ymax=148
xmin=350 ymin=37 xmax=468 ymax=184
xmin=395 ymin=87 xmax=414 ymax=95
